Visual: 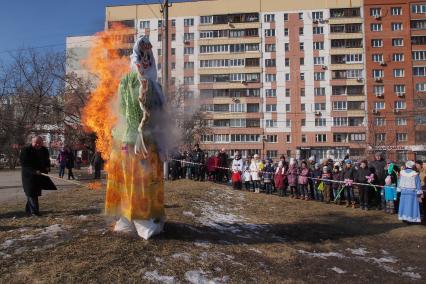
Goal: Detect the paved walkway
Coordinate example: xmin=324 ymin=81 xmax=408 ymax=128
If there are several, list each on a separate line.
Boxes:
xmin=0 ymin=168 xmax=100 ymax=204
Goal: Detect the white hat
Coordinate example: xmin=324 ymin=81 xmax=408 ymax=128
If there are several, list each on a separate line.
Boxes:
xmin=308 ymin=156 xmax=315 ymax=161
xmin=405 ymin=160 xmax=415 ymax=168
xmin=253 ymin=154 xmax=259 ymax=158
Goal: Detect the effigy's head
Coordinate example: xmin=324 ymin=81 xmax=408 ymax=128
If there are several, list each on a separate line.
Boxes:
xmin=131 ymin=36 xmax=157 ymax=81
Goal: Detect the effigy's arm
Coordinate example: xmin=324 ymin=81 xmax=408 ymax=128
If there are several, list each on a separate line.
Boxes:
xmin=134 ymin=75 xmax=149 ymax=158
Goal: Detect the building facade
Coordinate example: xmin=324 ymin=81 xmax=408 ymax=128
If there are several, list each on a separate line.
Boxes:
xmin=364 ymin=0 xmax=426 ymax=161
xmin=100 ymin=0 xmax=425 ymax=162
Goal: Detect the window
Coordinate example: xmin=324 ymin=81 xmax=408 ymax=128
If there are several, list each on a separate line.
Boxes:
xmin=265 ymin=59 xmax=276 ymax=67
xmin=172 ymin=33 xmax=176 ymax=41
xmin=393 ymin=53 xmax=404 ymax=61
xmin=315 ymin=87 xmax=326 ymax=96
xmin=266 ymin=135 xmax=278 ymax=143
xmin=267 ymin=150 xmax=278 ymax=158
xmin=285 ymin=88 xmax=291 ymax=97
xmin=301 ymin=134 xmax=307 ymax=143
xmin=396 ymin=117 xmax=407 ymax=125
xmin=300 ymin=73 xmax=305 ymax=80
xmin=315 ymin=134 xmax=327 ymax=142
xmin=392 ymin=38 xmax=404 ymax=46
xmin=265 ymin=29 xmax=275 ymax=37
xmin=372 ymin=39 xmax=383 ymax=47
xmin=374 ymin=101 xmax=385 ymax=110
xmin=265 ymin=119 xmax=277 ymax=128
xmin=396 ymin=133 xmax=408 ymax=142
xmin=285 ymin=58 xmax=290 ymax=66
xmin=412 ymin=4 xmax=426 ymax=14
xmin=285 ymin=104 xmax=291 ymax=112
xmin=391 ymin=7 xmax=402 ymax=15
xmin=286 ymin=135 xmax=291 ymax=143
xmin=171 ymin=48 xmax=175 ymax=55
xmin=171 ymin=62 xmax=176 ymax=70
xmin=333 ymin=101 xmax=347 ymax=111
xmin=312 ymin=11 xmax=323 ymax=20
xmin=371 ymin=23 xmax=382 ymax=31
xmin=265 ymin=44 xmax=276 ymax=52
xmin=184 ymin=61 xmax=194 ymax=70
xmin=184 ymin=18 xmax=194 ymax=26
xmin=370 ymin=8 xmax=381 ymax=17
xmin=301 ymin=104 xmax=305 ymax=112
xmin=184 ymin=76 xmax=194 ymax=85
xmin=333 ymin=117 xmax=348 ymax=126
xmin=413 ymin=66 xmax=426 ymax=76
xmin=300 ymin=88 xmax=305 ymax=97
xmin=416 ymin=82 xmax=426 ymax=91
xmin=285 ymin=73 xmax=290 ymax=81
xmin=158 ymin=19 xmax=163 ymax=27
xmin=284 ymin=43 xmax=289 ymax=51
xmin=286 ymin=119 xmax=292 ymax=127
xmin=376 ymin=133 xmax=386 ymax=143
xmin=299 ymin=27 xmax=304 ymax=35
xmin=157 ymin=49 xmax=162 ymax=56
xmin=184 ymin=33 xmax=194 ymax=41
xmin=315 ymin=103 xmax=326 ymax=111
xmin=350 ymin=133 xmax=366 ymax=141
xmin=265 ymin=74 xmax=276 ymax=82
xmin=265 ymin=89 xmax=276 ymax=97
xmin=301 ymin=119 xmax=306 ymax=126
xmin=393 ymin=69 xmax=405 ymax=77
xmin=372 ymin=54 xmax=383 ymax=62
xmin=140 ymin=20 xmax=150 ymax=29
xmin=299 ymin=12 xmax=303 ymax=20
xmin=373 ymin=69 xmax=384 ymax=78
xmin=394 ymin=85 xmax=405 ymax=94
xmin=374 ymin=117 xmax=386 ymax=126
xmin=395 ymin=100 xmax=406 ymax=109
xmin=314 ymin=72 xmax=325 ymax=81
xmin=314 ymin=57 xmax=325 ymax=65
xmin=315 ymin=118 xmax=327 ymax=126
xmin=171 ymin=19 xmax=176 ymax=27
xmin=392 ymin=23 xmax=403 ymax=31
xmin=373 ymin=85 xmax=385 ymax=96
xmin=158 ymin=33 xmax=162 ymax=42
xmin=300 ymin=58 xmax=305 ymax=65
xmin=214 ymin=134 xmax=229 ymax=143
xmin=284 ymin=13 xmax=288 ymax=21
xmin=230 ymin=104 xmax=246 ymax=112
xmin=284 ymin=28 xmax=289 ymax=36
xmin=413 ymin=51 xmax=426 ymax=61
xmin=313 ymin=42 xmax=324 ymax=50
xmin=266 ymin=104 xmax=277 ymax=112
xmin=299 ymin=42 xmax=304 ymax=51
xmin=264 ymin=14 xmax=275 ymax=22
xmin=313 ymin=26 xmax=324 ymax=34
xmin=184 ymin=47 xmax=194 ymax=54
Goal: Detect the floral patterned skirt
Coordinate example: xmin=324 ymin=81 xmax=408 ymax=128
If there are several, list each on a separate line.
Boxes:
xmin=105 ymin=144 xmax=165 ymax=221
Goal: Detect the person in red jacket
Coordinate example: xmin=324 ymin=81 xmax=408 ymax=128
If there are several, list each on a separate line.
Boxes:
xmin=274 ymin=161 xmax=287 ymax=196
xmin=207 ymin=152 xmax=220 ymax=181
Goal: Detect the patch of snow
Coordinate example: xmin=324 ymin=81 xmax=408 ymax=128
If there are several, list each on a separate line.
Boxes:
xmin=248 ymin=248 xmax=262 ymax=254
xmin=194 ymin=241 xmax=211 ymax=248
xmin=0 ymin=252 xmax=11 ymax=259
xmin=298 ymin=250 xmax=346 ymax=259
xmin=331 ymin=267 xmax=346 ymax=274
xmin=185 ymin=270 xmax=228 ymax=284
xmin=183 ymin=211 xmax=195 ymax=217
xmin=143 ymin=270 xmax=175 ymax=284
xmin=346 ymin=248 xmax=369 ymax=256
xmin=401 ymin=272 xmax=422 ymax=280
xmin=78 ymin=215 xmax=88 ymax=220
xmin=171 ymin=252 xmax=191 ymax=262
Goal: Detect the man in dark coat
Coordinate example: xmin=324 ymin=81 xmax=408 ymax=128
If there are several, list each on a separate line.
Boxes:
xmin=90 ymin=151 xmax=103 ymax=179
xmin=19 ymin=136 xmax=56 ymax=216
xmin=191 ymin=144 xmax=205 ymax=181
xmin=369 ymin=152 xmax=387 ymax=210
xmin=217 ymin=148 xmax=229 ymax=182
xmin=65 ymin=147 xmax=75 ymax=180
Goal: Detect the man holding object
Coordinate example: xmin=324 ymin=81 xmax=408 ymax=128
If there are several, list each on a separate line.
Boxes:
xmin=19 ymin=136 xmax=56 ymax=216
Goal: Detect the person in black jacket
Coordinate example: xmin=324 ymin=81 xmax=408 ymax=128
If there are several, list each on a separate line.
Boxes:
xmin=191 ymin=144 xmax=205 ymax=181
xmin=65 ymin=147 xmax=75 ymax=180
xmin=369 ymin=152 xmax=387 ymax=210
xmin=342 ymin=159 xmax=356 ymax=208
xmin=19 ymin=136 xmax=56 ymax=216
xmin=355 ymin=160 xmax=372 ymax=210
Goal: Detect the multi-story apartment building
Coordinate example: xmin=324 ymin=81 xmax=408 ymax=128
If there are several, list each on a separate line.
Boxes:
xmin=105 ymin=0 xmax=369 ymax=161
xmin=364 ymin=0 xmax=426 ymax=161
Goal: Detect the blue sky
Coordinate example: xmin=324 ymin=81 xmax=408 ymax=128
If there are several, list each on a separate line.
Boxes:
xmin=0 ymin=0 xmax=187 ymax=61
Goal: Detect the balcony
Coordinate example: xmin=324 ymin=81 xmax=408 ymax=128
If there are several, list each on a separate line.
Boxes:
xmin=330 ymin=8 xmax=361 ymax=19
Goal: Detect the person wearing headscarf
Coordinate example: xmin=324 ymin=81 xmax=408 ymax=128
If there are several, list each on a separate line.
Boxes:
xmin=231 ymin=151 xmax=243 ymax=190
xmin=397 ymin=160 xmax=422 ymax=223
xmin=105 ymin=36 xmax=166 ymax=239
xmin=274 ymin=160 xmax=287 ymax=196
xmin=250 ymin=154 xmax=262 ymax=193
xmin=287 ymin=158 xmax=299 ymax=198
xmin=342 ymin=159 xmax=356 ymax=208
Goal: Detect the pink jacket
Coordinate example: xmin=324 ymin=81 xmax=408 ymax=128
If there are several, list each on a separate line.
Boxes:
xmin=298 ymin=167 xmax=310 ymax=185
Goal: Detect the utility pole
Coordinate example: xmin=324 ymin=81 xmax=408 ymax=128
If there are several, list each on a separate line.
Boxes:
xmin=161 ymin=0 xmax=172 ymax=180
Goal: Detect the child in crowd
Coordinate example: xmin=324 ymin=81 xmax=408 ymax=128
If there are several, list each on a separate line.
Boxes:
xmin=243 ymin=166 xmax=252 ymax=191
xmin=298 ymin=161 xmax=310 ymax=200
xmin=287 ymin=158 xmax=299 ymax=198
xmin=332 ymin=164 xmax=342 ymax=204
xmin=274 ymin=161 xmax=287 ymax=196
xmin=263 ymin=159 xmax=274 ymax=194
xmin=321 ymin=166 xmax=332 ymax=203
xmin=312 ymin=163 xmax=322 ymax=201
xmin=250 ymin=154 xmax=263 ymax=193
xmin=384 ymin=175 xmax=397 ymax=214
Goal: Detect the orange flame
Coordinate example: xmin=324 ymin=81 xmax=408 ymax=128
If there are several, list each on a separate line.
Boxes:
xmin=82 ymin=24 xmax=131 ymax=161
xmin=87 ymin=182 xmax=102 ymax=190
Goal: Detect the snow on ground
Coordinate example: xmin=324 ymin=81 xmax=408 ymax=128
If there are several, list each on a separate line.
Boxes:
xmin=330 ymin=267 xmax=346 ymax=274
xmin=298 ymin=248 xmax=422 ymax=280
xmin=185 ymin=270 xmax=229 ymax=284
xmin=143 ymin=270 xmax=176 ymax=284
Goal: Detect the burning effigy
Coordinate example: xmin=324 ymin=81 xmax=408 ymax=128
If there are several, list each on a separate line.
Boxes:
xmin=83 ymin=28 xmax=166 ymax=239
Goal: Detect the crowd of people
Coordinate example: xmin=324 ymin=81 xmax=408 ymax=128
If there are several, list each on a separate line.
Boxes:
xmin=168 ymin=147 xmax=426 ymax=224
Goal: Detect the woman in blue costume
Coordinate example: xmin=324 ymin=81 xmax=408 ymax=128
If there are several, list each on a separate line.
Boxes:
xmin=398 ymin=160 xmax=422 ymax=223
